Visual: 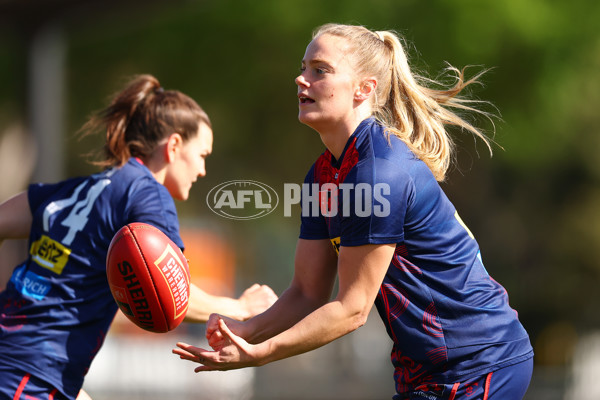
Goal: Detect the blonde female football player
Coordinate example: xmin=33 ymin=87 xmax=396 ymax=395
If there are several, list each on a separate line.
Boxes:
xmin=174 ymin=24 xmax=534 ymax=400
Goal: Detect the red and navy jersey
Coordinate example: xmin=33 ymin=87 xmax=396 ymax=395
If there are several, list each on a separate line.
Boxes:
xmin=300 ymin=118 xmax=533 ymax=393
xmin=0 ymin=158 xmax=183 ymax=398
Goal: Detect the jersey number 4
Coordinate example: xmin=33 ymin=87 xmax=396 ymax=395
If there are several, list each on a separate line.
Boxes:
xmin=43 ymin=179 xmax=111 ymax=246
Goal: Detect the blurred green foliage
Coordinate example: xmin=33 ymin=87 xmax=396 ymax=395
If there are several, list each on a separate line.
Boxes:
xmin=1 ymin=0 xmax=599 ymax=366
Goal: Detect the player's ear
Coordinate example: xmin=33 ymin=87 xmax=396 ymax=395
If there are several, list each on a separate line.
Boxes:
xmin=354 ymin=78 xmax=377 ymax=102
xmin=165 ymin=133 xmax=183 ymax=162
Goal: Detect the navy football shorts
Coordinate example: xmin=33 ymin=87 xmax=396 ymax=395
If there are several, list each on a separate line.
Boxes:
xmin=0 ymin=365 xmax=68 ymax=400
xmin=395 ymin=357 xmax=534 ymax=400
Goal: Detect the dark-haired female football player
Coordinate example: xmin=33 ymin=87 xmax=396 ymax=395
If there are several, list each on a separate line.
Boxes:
xmin=0 ymin=74 xmax=276 ymax=399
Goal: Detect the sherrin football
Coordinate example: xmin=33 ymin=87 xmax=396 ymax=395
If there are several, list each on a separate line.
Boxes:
xmin=106 ymin=222 xmax=190 ymax=333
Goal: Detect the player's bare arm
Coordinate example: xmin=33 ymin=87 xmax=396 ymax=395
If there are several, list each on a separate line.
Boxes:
xmin=184 ymin=283 xmax=277 ymax=323
xmin=202 ymin=238 xmax=339 ymax=347
xmin=174 ymin=242 xmax=395 ymax=371
xmin=0 ymin=192 xmax=31 ymax=247
xmin=245 ymin=238 xmax=339 ymax=343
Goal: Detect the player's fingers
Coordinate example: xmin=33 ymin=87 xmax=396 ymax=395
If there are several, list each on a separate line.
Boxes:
xmin=207 ymin=335 xmax=225 ymax=350
xmin=173 ymin=344 xmax=220 ymax=367
xmin=194 ymin=364 xmax=222 ymax=372
xmin=255 ymin=284 xmax=277 ymax=300
xmin=175 ymin=341 xmax=196 ymax=351
xmin=173 ymin=350 xmax=200 ymax=363
xmin=174 ymin=352 xmax=197 ymax=362
xmin=208 ymin=326 xmax=224 ymax=337
xmin=205 ymin=313 xmax=221 ymax=339
xmin=174 ymin=342 xmax=206 ymax=357
xmin=217 ymin=318 xmax=246 ymax=348
xmin=207 ymin=324 xmax=224 ymax=343
xmin=172 ymin=347 xmax=198 ymax=361
xmin=244 ymin=283 xmax=261 ymax=295
xmin=207 ymin=327 xmax=223 ymax=340
xmin=262 ymin=285 xmax=278 ymax=299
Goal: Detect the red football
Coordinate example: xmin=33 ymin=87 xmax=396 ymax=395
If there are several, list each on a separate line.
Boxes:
xmin=106 ymin=222 xmax=190 ymax=333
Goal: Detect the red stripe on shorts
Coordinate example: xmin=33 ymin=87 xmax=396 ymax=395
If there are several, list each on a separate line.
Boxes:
xmin=13 ymin=373 xmax=30 ymax=400
xmin=483 ymin=372 xmax=494 ymax=400
xmin=448 ymin=382 xmax=460 ymax=400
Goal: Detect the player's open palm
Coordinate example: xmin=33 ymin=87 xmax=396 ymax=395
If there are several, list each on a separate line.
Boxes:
xmin=174 ymin=317 xmax=262 ymax=371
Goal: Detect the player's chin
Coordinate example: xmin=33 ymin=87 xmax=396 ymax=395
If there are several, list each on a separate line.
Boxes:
xmin=297 ymin=112 xmax=321 ymax=130
xmin=297 ymin=110 xmax=310 ymax=123
xmin=175 ymin=188 xmax=191 ymax=201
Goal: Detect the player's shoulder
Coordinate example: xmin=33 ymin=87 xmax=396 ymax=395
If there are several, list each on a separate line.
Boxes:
xmin=351 ymin=120 xmax=436 ymax=194
xmin=27 ymin=175 xmax=89 ymax=210
xmin=102 ymin=158 xmax=162 ymax=192
xmin=356 ymin=120 xmax=411 ymax=160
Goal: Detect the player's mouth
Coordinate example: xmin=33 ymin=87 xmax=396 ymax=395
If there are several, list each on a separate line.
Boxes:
xmin=298 ymin=94 xmax=315 ymax=105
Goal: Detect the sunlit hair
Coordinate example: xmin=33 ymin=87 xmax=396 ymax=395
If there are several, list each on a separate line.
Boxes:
xmin=80 ymin=74 xmax=211 ymax=168
xmin=313 ymin=24 xmax=495 ymax=181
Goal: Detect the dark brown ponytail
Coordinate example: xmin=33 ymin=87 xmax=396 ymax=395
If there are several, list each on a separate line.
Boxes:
xmin=81 ymin=74 xmax=210 ymax=168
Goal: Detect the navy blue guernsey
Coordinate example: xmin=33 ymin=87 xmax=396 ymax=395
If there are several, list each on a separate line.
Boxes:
xmin=300 ymin=118 xmax=533 ymax=394
xmin=0 ymin=158 xmax=183 ymax=398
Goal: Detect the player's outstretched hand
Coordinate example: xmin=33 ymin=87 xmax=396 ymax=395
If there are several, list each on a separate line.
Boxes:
xmin=239 ymin=283 xmax=277 ymax=319
xmin=205 ymin=313 xmax=237 ymax=350
xmin=173 ymin=317 xmax=264 ymax=372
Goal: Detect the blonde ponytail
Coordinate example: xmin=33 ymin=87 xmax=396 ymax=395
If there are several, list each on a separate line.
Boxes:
xmin=314 ymin=24 xmax=495 ymax=181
